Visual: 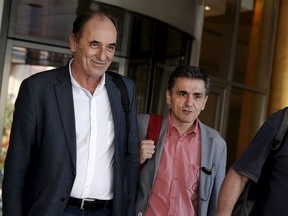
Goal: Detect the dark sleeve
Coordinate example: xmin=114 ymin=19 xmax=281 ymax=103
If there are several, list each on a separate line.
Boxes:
xmin=2 ymin=78 xmax=37 ymax=215
xmin=232 ymin=109 xmax=284 ymax=182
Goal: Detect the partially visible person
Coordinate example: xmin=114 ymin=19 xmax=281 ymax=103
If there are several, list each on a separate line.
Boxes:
xmin=216 ymin=107 xmax=288 ymax=216
xmin=136 ymin=66 xmax=227 ymax=216
xmin=2 ymin=10 xmax=139 ymax=216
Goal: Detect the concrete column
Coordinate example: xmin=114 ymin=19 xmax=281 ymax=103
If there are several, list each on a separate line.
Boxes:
xmin=268 ymin=0 xmax=288 ymax=115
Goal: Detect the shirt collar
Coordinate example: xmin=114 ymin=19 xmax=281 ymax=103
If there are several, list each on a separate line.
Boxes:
xmin=167 ymin=112 xmax=199 ymax=136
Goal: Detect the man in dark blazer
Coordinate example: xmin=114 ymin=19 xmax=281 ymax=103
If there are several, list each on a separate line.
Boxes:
xmin=2 ymin=10 xmax=139 ymax=216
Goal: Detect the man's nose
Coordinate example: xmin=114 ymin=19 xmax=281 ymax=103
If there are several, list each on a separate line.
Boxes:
xmin=185 ymin=94 xmax=195 ymax=105
xmin=97 ymin=47 xmax=106 ymax=61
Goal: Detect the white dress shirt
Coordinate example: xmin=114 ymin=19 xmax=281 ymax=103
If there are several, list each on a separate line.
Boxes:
xmin=69 ymin=60 xmax=115 ymax=200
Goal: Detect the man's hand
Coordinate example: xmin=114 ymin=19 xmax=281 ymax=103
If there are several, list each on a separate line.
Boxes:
xmin=140 ymin=140 xmax=155 ymax=165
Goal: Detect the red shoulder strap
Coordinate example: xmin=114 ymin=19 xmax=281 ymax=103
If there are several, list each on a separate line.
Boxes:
xmin=147 ymin=114 xmax=163 ymax=144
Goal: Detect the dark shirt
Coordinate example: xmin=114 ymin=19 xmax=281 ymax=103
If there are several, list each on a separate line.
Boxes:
xmin=233 ymin=107 xmax=288 ymax=215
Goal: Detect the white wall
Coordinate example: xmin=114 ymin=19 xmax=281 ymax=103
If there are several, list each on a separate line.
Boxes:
xmin=97 ymin=0 xmax=198 ymax=36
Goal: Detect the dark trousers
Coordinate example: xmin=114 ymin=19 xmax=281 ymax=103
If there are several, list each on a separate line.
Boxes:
xmin=63 ymin=204 xmax=112 ymax=216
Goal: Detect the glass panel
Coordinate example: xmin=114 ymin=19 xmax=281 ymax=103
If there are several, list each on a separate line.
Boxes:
xmin=233 ymin=0 xmax=267 ymax=89
xmin=150 ymin=65 xmax=173 ymax=114
xmin=199 ymin=0 xmax=235 ymax=78
xmin=148 ymin=26 xmax=192 ymax=114
xmin=199 ymin=84 xmax=227 ymax=134
xmin=226 ymin=87 xmax=266 ymax=168
xmin=154 ymin=24 xmax=191 ymax=66
xmin=9 ymin=0 xmax=76 ymax=45
xmin=128 ymin=62 xmax=151 ymax=113
xmin=128 ymin=16 xmax=192 ymax=114
xmin=1 ymin=46 xmax=72 ymax=171
xmin=9 ymin=0 xmax=127 ymax=52
xmin=130 ymin=16 xmax=155 ymax=58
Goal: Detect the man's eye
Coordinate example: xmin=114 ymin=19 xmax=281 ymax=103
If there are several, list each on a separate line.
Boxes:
xmin=178 ymin=93 xmax=185 ymax=96
xmin=107 ymin=45 xmax=116 ymax=51
xmin=90 ymin=42 xmax=99 ymax=48
xmin=194 ymin=94 xmax=203 ymax=99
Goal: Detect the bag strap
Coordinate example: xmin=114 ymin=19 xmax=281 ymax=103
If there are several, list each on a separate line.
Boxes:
xmin=139 ymin=114 xmax=163 ymax=169
xmin=270 ymin=107 xmax=288 ymax=150
xmin=107 ymin=71 xmax=130 ymax=153
xmin=147 ymin=114 xmax=163 ymax=144
xmin=107 ymin=71 xmax=130 ymax=115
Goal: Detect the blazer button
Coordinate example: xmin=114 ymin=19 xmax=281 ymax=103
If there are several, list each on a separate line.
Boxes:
xmin=137 ymin=212 xmax=143 ymax=216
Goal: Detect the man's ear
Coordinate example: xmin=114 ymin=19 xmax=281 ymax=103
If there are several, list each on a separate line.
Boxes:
xmin=201 ymin=95 xmax=208 ymax=110
xmin=166 ymin=90 xmax=171 ymax=105
xmin=69 ymin=33 xmax=77 ymax=52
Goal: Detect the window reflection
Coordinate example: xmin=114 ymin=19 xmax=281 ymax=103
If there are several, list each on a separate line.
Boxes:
xmin=0 ymin=47 xmax=72 ymax=169
xmin=226 ymin=87 xmax=266 ymax=167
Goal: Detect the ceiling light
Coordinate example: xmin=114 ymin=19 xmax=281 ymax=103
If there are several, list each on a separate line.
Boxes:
xmin=205 ymin=6 xmax=211 ymax=11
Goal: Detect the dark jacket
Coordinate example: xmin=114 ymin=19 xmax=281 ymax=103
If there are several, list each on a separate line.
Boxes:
xmin=2 ymin=64 xmax=139 ymax=216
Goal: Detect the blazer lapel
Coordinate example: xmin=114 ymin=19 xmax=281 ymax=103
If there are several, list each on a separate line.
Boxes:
xmin=54 ymin=66 xmax=77 ymax=170
xmin=105 ymin=74 xmax=122 ymax=124
xmin=105 ymin=74 xmax=126 ymax=158
xmin=199 ymin=122 xmax=214 ymax=202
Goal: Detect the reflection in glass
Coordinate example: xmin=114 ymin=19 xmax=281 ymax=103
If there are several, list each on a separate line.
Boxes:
xmin=233 ymin=1 xmax=268 ymax=90
xmin=226 ymin=87 xmax=266 ymax=168
xmin=128 ymin=63 xmax=150 ymax=113
xmin=199 ymin=0 xmax=235 ymax=78
xmin=0 ymin=47 xmax=72 ymax=168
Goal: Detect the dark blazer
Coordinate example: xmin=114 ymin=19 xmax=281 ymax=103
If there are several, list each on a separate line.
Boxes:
xmin=2 ymin=64 xmax=139 ymax=216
